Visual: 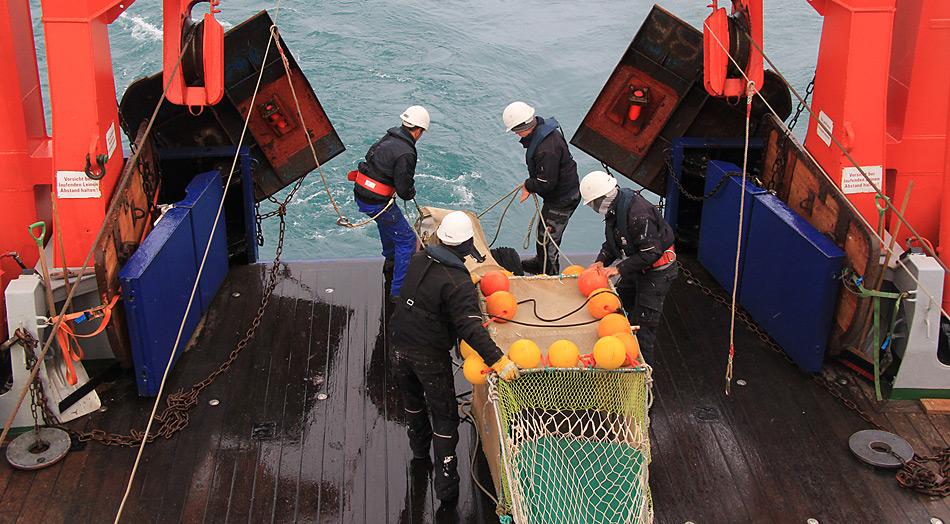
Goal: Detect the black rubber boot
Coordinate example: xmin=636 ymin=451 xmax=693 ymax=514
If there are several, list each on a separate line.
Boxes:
xmin=520 ymin=256 xmax=541 ymax=275
xmin=433 ymin=435 xmax=460 ymax=502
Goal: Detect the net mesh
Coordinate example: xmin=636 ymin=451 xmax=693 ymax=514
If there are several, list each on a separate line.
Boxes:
xmin=490 ymin=367 xmax=653 ymax=524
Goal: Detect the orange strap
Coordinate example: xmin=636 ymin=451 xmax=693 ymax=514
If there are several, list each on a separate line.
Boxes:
xmin=650 ymin=245 xmax=676 ymax=270
xmin=50 ymin=295 xmax=120 ymax=385
xmin=348 ymin=170 xmax=396 ymax=198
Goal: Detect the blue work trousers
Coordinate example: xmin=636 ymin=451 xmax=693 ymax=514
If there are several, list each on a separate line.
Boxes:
xmin=356 ymin=197 xmax=415 ymax=297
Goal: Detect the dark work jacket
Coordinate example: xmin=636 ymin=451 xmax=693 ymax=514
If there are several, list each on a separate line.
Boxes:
xmin=519 ymin=117 xmax=580 ymax=205
xmin=595 ymin=188 xmax=675 ymax=278
xmin=390 ymin=246 xmax=504 ymax=365
xmin=355 ymin=126 xmax=417 ymax=203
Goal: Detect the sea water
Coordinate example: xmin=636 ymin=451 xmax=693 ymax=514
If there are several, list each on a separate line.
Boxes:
xmin=28 ymin=0 xmax=821 ymax=261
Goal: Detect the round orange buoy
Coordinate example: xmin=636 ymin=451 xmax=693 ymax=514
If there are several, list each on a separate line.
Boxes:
xmin=578 ymin=268 xmax=609 ymax=296
xmin=459 ymin=340 xmax=476 ymax=359
xmin=597 ymin=313 xmax=631 ymax=338
xmin=486 ymin=290 xmax=517 ymax=323
xmin=508 ymin=339 xmax=542 ymax=369
xmin=479 ymin=270 xmax=509 ymax=297
xmin=547 ymin=340 xmax=580 ymax=368
xmin=613 ymin=332 xmax=640 ymax=364
xmin=562 ymin=265 xmax=585 ymax=276
xmin=463 ymin=354 xmax=490 ymax=385
xmin=593 ymin=336 xmax=626 ymax=369
xmin=587 ymin=288 xmax=621 ymax=319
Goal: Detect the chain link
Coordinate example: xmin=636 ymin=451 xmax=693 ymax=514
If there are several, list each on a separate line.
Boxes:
xmin=787 ymin=75 xmax=815 ymax=132
xmin=666 ymin=156 xmax=733 ymax=202
xmin=678 ymin=262 xmax=950 ymax=497
xmin=16 ymin=330 xmax=59 ymax=431
xmin=67 ymin=177 xmax=305 ymax=447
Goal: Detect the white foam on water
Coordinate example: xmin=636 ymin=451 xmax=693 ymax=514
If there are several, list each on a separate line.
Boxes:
xmin=118 ymin=13 xmax=162 ymax=42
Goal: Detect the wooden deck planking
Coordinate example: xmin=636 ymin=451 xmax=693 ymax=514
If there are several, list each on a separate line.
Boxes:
xmin=0 ymin=258 xmax=947 ymax=523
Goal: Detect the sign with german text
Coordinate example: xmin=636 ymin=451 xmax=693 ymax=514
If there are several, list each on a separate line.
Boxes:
xmin=56 ymin=171 xmax=101 ymax=199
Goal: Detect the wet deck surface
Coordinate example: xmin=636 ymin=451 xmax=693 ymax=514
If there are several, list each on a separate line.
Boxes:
xmin=0 ymin=257 xmax=948 ymax=523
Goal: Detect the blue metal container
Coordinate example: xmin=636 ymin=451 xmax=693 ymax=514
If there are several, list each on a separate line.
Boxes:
xmin=740 ymin=193 xmax=845 ymax=372
xmin=697 ymin=160 xmax=766 ymax=297
xmin=120 ymin=170 xmax=229 ymax=396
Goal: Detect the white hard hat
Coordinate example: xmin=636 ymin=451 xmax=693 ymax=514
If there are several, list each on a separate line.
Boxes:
xmin=401 ymin=105 xmax=430 ymax=130
xmin=580 ymin=170 xmax=619 ymax=204
xmin=437 ymin=211 xmax=475 ymax=246
xmin=503 ymin=101 xmax=536 ymax=132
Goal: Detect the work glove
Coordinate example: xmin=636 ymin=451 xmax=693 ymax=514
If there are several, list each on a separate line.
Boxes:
xmin=492 ymin=355 xmax=521 ymax=382
xmin=519 ymin=185 xmax=531 ymax=203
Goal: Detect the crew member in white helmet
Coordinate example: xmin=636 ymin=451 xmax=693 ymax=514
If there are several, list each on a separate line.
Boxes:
xmin=579 ymin=170 xmax=677 ymax=357
xmin=348 ymin=105 xmax=430 ymax=297
xmin=502 ymin=101 xmax=580 ymax=275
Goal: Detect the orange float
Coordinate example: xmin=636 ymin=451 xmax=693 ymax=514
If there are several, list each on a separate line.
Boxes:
xmin=547 ymin=340 xmax=580 ymax=368
xmin=479 ymin=270 xmax=509 ymax=297
xmin=486 ymin=290 xmax=518 ymax=323
xmin=593 ymin=336 xmax=626 ymax=369
xmin=613 ymin=331 xmax=641 ymax=364
xmin=597 ymin=313 xmax=631 ymax=337
xmin=562 ymin=265 xmax=585 ymax=276
xmin=508 ymin=339 xmax=542 ymax=368
xmin=587 ymin=288 xmax=621 ymax=319
xmin=578 ymin=268 xmax=609 ymax=296
xmin=459 ymin=340 xmax=476 ymax=359
xmin=463 ymin=355 xmax=490 ymax=385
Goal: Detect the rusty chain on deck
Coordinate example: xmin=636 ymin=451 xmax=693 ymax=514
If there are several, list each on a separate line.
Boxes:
xmin=47 ymin=177 xmax=307 ymax=447
xmin=678 ymin=262 xmax=950 ymax=498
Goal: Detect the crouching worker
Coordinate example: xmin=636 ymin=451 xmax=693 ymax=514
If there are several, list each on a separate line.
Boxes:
xmin=390 ymin=211 xmax=520 ymax=502
xmin=579 ymin=171 xmax=677 ymax=357
xmin=351 ymin=105 xmax=430 ymax=297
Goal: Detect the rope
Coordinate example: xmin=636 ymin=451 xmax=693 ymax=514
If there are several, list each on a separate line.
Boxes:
xmin=740 ymin=32 xmax=950 ymax=279
xmin=481 ymin=185 xmax=521 ymax=249
xmin=702 ymin=21 xmax=950 ymax=325
xmin=270 ymin=29 xmax=393 ymax=229
xmin=725 ymin=81 xmax=755 ymax=396
xmin=0 ymin=29 xmax=199 ymax=455
xmin=516 ymin=289 xmax=618 ymax=323
xmin=113 ymin=6 xmax=285 ymax=521
xmin=531 ymin=194 xmax=576 ymax=269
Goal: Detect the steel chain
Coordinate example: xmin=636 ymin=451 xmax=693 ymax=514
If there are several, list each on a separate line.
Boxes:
xmin=787 ymin=75 xmax=815 ymax=132
xmin=666 ymin=157 xmax=733 ymax=202
xmin=16 ymin=330 xmax=60 ymax=430
xmin=70 ymin=178 xmax=305 ymax=447
xmin=678 ymin=262 xmax=949 ymax=498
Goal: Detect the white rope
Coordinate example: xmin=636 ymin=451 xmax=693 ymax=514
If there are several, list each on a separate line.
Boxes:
xmin=703 ymin=21 xmax=950 ymax=324
xmin=113 ymin=3 xmax=284 ymax=521
xmin=726 ymin=81 xmax=755 ymax=396
xmin=0 ymin=31 xmax=199 ymax=451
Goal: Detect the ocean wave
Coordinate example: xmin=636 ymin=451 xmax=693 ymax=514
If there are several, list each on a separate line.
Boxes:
xmin=118 ymin=13 xmax=162 ymax=42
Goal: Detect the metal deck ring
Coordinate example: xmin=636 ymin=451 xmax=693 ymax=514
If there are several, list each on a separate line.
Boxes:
xmin=848 ymin=429 xmax=914 ymax=468
xmin=6 ymin=427 xmax=71 ymax=470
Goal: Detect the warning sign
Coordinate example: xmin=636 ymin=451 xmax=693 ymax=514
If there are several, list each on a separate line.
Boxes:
xmin=56 ymin=171 xmax=101 ymax=199
xmin=841 ymin=165 xmax=883 ymax=195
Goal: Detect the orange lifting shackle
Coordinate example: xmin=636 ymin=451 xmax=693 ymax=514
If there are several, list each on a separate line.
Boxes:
xmin=163 ymin=0 xmax=225 ymax=107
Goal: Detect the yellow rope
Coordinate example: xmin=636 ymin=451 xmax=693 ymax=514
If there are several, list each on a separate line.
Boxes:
xmin=703 ymin=20 xmax=950 ymax=324
xmin=115 ymin=7 xmax=286 ymax=522
xmin=725 ymin=81 xmax=755 ymax=396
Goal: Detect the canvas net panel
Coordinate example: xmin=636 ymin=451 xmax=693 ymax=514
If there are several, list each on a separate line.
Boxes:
xmin=490 ymin=368 xmax=653 ymax=524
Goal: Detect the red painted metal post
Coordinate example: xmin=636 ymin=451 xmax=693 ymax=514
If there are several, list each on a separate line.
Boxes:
xmin=40 ymin=0 xmax=133 ymax=267
xmin=0 ymin=0 xmax=53 ymax=338
xmin=804 ymin=0 xmax=896 ymax=226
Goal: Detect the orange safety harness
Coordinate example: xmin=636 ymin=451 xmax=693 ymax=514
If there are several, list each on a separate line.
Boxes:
xmin=347 ymin=170 xmax=396 ymax=198
xmin=650 ymin=245 xmax=676 ymax=270
xmin=48 ymin=295 xmax=120 ymax=385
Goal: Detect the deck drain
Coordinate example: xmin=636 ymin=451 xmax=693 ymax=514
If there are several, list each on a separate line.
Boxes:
xmin=208 ymin=399 xmax=220 ymax=406
xmin=325 ymin=288 xmax=334 ymax=294
xmin=317 ymin=393 xmax=328 ymax=401
xmin=232 ymin=292 xmax=241 ymax=298
xmin=251 ymin=422 xmax=278 ymax=441
xmin=6 ymin=428 xmax=71 ymax=470
xmin=736 ymin=379 xmax=747 ymax=386
xmin=693 ymin=406 xmax=719 ymax=422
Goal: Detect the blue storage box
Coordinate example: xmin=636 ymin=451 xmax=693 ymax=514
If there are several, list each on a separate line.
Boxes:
xmin=740 ymin=193 xmax=845 ymax=372
xmin=120 ymin=170 xmax=228 ymax=396
xmin=697 ymin=161 xmax=766 ymax=297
